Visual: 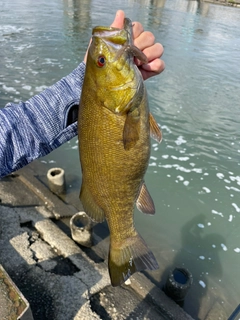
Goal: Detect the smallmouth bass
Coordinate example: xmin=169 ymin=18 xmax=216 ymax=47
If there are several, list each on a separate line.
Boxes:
xmin=78 ymin=18 xmax=162 ymax=286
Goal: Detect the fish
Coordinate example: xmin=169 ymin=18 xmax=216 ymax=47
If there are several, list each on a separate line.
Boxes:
xmin=78 ymin=17 xmax=162 ymax=286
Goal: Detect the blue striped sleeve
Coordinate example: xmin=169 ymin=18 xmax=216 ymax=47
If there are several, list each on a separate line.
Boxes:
xmin=0 ymin=62 xmax=86 ymax=178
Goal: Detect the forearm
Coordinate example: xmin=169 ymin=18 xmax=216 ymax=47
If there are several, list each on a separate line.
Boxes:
xmin=0 ymin=62 xmax=85 ymax=178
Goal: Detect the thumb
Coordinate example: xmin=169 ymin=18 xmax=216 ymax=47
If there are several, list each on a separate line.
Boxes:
xmin=110 ymin=10 xmax=125 ymax=28
xmin=84 ymin=10 xmax=125 ymax=63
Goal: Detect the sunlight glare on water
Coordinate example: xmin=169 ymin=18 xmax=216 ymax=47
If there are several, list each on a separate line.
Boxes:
xmin=1 ymin=0 xmax=240 ymax=318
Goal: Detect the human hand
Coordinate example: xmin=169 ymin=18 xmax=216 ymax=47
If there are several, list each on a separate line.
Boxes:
xmin=84 ymin=10 xmax=165 ymax=81
xmin=111 ymin=10 xmax=165 ymax=80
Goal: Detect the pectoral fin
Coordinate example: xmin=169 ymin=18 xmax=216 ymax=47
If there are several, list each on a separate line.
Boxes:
xmin=149 ymin=113 xmax=162 ymax=143
xmin=136 ymin=182 xmax=155 ymax=215
xmin=123 ymin=109 xmax=140 ymax=150
xmin=80 ymin=184 xmax=105 ymax=222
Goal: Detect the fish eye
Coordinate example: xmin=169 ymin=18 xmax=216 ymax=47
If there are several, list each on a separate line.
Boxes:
xmin=97 ymin=55 xmax=105 ymax=67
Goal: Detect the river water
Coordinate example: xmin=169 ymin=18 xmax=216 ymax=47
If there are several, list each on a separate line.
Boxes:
xmin=1 ymin=0 xmax=240 ymax=319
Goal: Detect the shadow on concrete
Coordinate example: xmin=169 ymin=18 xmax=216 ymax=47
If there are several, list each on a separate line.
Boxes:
xmin=89 ymin=282 xmax=170 ymax=320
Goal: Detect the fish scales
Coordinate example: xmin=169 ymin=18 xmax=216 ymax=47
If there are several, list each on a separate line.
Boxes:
xmin=80 ymin=92 xmax=149 ymax=228
xmin=78 ymin=18 xmax=161 ymax=286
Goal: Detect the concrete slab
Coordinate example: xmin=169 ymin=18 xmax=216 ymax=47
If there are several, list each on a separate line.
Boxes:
xmin=16 ymin=162 xmax=80 ymax=218
xmin=0 ymin=205 xmax=101 ymax=320
xmin=0 ymin=174 xmax=43 ymax=207
xmin=205 ymin=301 xmax=228 ymax=320
xmin=0 ymin=160 xmax=195 ymax=320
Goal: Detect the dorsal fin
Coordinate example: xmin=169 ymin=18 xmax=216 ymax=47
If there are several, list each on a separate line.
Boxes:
xmin=149 ymin=113 xmax=162 ymax=143
xmin=136 ymin=182 xmax=155 ymax=215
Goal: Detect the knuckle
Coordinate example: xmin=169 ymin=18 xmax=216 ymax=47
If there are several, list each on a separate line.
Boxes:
xmin=146 ymin=32 xmax=155 ymax=44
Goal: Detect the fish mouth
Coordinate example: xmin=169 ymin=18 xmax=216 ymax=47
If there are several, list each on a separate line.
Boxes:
xmin=93 ymin=27 xmax=128 ymax=46
xmin=93 ymin=18 xmax=133 ymax=44
xmin=92 ymin=18 xmax=147 ymax=64
xmin=92 ymin=36 xmax=147 ymax=65
xmin=92 ymin=25 xmax=130 ymax=63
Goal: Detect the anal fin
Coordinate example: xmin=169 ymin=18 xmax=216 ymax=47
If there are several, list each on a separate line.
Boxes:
xmin=149 ymin=112 xmax=162 ymax=143
xmin=136 ymin=182 xmax=155 ymax=215
xmin=80 ymin=183 xmax=105 ymax=223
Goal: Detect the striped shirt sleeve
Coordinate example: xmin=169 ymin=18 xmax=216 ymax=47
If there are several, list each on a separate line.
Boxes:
xmin=0 ymin=62 xmax=86 ymax=178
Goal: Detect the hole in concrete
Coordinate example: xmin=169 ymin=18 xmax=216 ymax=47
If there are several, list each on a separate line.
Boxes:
xmin=50 ymin=169 xmax=61 ymax=177
xmin=20 ymin=221 xmax=34 ymax=229
xmin=71 ymin=214 xmax=89 ymax=228
xmin=10 ymin=173 xmax=19 ymax=178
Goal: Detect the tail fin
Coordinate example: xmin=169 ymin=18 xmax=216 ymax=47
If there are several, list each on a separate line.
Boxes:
xmin=108 ymin=233 xmax=159 ymax=287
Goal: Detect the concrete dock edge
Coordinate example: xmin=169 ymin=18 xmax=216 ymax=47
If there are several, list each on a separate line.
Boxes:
xmin=0 ymin=161 xmax=195 ymax=320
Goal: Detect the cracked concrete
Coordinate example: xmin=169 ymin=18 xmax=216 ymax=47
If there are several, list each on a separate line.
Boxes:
xmin=0 ymin=161 xmax=196 ymax=320
xmin=0 ymin=204 xmax=107 ymax=319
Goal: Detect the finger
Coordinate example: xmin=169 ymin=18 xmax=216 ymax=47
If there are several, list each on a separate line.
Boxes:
xmin=132 ymin=21 xmax=144 ymax=40
xmin=135 ymin=43 xmax=164 ymax=66
xmin=140 ymin=59 xmax=165 ymax=80
xmin=133 ymin=31 xmax=155 ymax=51
xmin=110 ymin=10 xmax=125 ymax=28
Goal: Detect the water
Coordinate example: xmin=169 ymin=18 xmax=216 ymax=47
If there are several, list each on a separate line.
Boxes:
xmin=1 ymin=0 xmax=240 ymax=318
